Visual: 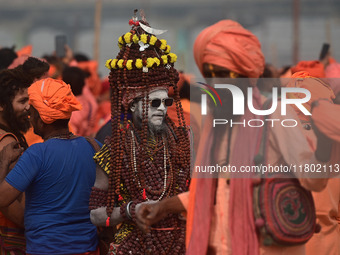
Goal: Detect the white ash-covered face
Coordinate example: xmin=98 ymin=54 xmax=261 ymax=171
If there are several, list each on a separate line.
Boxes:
xmin=131 ymin=89 xmax=173 ymax=134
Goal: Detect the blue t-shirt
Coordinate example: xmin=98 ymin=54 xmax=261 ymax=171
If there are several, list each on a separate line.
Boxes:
xmin=6 ymin=137 xmax=100 ymax=255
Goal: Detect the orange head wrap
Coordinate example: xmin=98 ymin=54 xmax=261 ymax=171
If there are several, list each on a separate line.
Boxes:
xmin=291 ymin=60 xmax=325 ymax=78
xmin=16 ymin=45 xmax=32 ymax=57
xmin=286 ymin=71 xmax=335 ymax=122
xmin=193 ymin=20 xmax=265 ymax=78
xmin=28 ymin=78 xmax=82 ymax=124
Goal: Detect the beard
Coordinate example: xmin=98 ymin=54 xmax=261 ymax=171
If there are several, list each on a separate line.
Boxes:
xmin=148 ymin=120 xmax=167 ymax=136
xmin=3 ymin=105 xmax=31 ymax=135
xmin=134 ymin=115 xmax=167 ymax=137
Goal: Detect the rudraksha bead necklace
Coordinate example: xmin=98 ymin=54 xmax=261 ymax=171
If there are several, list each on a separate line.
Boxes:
xmin=131 ymin=130 xmax=169 ymax=201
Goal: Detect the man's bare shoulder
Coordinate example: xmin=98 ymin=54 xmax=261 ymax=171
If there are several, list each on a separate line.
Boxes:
xmin=0 ymin=134 xmax=17 ymax=151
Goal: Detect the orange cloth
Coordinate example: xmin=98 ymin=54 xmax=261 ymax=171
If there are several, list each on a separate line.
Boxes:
xmin=184 ymin=105 xmax=324 ymax=254
xmin=25 ymin=127 xmax=43 ymax=146
xmin=16 ymin=45 xmax=32 ymax=57
xmin=308 ymin=100 xmax=340 ymax=254
xmin=193 ymin=20 xmax=265 ymax=78
xmin=286 ymin=71 xmax=335 ymax=122
xmin=328 ymin=56 xmax=336 ymax=64
xmin=77 ymin=61 xmax=102 ymax=97
xmin=305 ymin=178 xmax=340 ymax=255
xmin=291 ymin=60 xmax=325 ymax=78
xmin=28 ymin=78 xmax=82 ymax=124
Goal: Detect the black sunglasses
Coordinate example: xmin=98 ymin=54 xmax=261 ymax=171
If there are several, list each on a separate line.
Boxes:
xmin=150 ymin=98 xmax=174 ymax=108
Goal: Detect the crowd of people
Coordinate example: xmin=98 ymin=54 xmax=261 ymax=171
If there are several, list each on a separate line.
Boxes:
xmin=0 ymin=9 xmax=339 ymax=255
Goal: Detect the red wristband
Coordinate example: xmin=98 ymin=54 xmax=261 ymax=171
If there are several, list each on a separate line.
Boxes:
xmin=106 ymin=217 xmax=110 ymax=227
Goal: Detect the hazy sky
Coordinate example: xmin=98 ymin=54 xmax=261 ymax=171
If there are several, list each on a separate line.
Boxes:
xmin=1 ymin=0 xmax=339 ymax=76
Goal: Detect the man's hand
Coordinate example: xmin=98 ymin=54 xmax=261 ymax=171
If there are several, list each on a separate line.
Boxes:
xmin=135 ymin=201 xmax=166 ymax=233
xmin=135 ymin=196 xmax=186 ymax=233
xmin=0 ymin=142 xmax=23 ymax=173
xmin=90 ymin=206 xmax=123 ymax=227
xmin=90 ymin=207 xmax=108 ymax=226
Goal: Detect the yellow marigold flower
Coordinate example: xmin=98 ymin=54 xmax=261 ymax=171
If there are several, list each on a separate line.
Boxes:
xmin=160 ymin=39 xmax=167 ymax=50
xmin=146 ymin=58 xmax=155 ymax=68
xmin=126 ymin=60 xmax=133 ymax=70
xmin=169 ymin=53 xmax=177 ymax=63
xmin=153 ymin=57 xmax=160 ymax=66
xmin=135 ymin=59 xmax=143 ymax=69
xmin=124 ymin=32 xmax=132 ymax=44
xmin=149 ymin=36 xmax=157 ymax=46
xmin=140 ymin=34 xmax=148 ymax=44
xmin=117 ymin=59 xmax=124 ymax=69
xmin=165 ymin=45 xmax=171 ymax=54
xmin=161 ymin=55 xmax=168 ymax=64
xmin=105 ymin=59 xmax=112 ymax=69
xmin=110 ymin=59 xmax=118 ymax=69
xmin=132 ymin=34 xmax=139 ymax=44
xmin=118 ymin=36 xmax=124 ymax=45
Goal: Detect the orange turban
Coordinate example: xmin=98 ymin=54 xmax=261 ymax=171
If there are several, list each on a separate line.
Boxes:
xmin=291 ymin=60 xmax=325 ymax=78
xmin=28 ymin=78 xmax=82 ymax=124
xmin=16 ymin=45 xmax=32 ymax=57
xmin=286 ymin=71 xmax=335 ymax=121
xmin=193 ymin=20 xmax=265 ymax=78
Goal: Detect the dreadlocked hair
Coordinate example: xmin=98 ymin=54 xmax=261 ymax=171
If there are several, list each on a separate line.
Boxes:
xmin=0 ymin=57 xmax=49 ymax=148
xmin=0 ymin=57 xmax=49 ymax=108
xmin=105 ymin=17 xmax=191 ymax=216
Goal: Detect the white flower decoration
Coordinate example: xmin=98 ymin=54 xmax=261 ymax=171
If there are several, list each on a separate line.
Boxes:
xmin=138 ymin=41 xmax=149 ymax=52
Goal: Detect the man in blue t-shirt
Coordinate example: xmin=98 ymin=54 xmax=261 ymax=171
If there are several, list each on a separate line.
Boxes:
xmin=0 ymin=78 xmax=99 ymax=255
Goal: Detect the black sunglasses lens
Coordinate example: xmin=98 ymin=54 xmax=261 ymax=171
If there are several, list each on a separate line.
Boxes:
xmin=151 ymin=99 xmax=161 ymax=108
xmin=164 ymin=98 xmax=173 ymax=106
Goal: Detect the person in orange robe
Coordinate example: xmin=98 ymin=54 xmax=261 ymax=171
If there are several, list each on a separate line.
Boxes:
xmin=284 ymin=71 xmax=335 ymax=150
xmin=282 ymin=71 xmax=339 ymax=254
xmin=137 ymin=20 xmax=332 ymax=255
xmin=305 ymin=99 xmax=340 ymax=255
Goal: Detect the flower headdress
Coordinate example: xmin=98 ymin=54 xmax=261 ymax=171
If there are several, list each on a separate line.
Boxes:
xmin=106 ymin=9 xmax=179 ymax=105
